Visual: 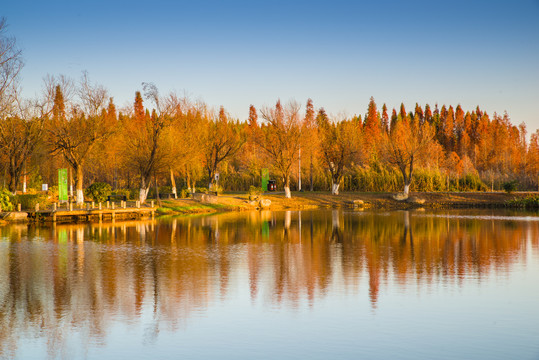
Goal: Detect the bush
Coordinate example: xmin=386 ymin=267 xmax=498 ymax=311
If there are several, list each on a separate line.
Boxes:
xmin=249 ymin=186 xmax=264 ymax=195
xmin=14 ymin=193 xmax=48 ymax=210
xmin=502 ymin=180 xmax=518 ymax=193
xmin=0 ymin=188 xmax=14 ymax=211
xmin=195 ymin=187 xmax=208 ymax=194
xmin=180 ymin=188 xmax=191 ymax=198
xmin=112 ymin=188 xmax=131 ymax=200
xmin=85 ymin=182 xmax=112 ymax=203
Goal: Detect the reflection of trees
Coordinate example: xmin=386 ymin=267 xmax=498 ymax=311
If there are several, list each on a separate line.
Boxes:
xmin=0 ymin=210 xmax=537 ymax=356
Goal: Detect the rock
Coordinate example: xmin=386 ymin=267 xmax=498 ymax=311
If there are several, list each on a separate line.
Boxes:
xmin=345 ymin=200 xmax=364 ymax=208
xmin=259 ymin=199 xmax=271 ymax=209
xmin=1 ymin=212 xmax=29 ymax=222
xmin=406 ymin=196 xmax=425 ymax=205
xmin=393 ymin=193 xmax=408 ymax=201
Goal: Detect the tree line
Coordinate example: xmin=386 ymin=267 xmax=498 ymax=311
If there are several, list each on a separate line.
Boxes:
xmin=0 ymin=18 xmax=536 ymax=203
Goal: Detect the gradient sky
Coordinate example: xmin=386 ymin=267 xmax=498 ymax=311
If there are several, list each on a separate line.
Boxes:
xmin=3 ymin=0 xmax=539 ymax=130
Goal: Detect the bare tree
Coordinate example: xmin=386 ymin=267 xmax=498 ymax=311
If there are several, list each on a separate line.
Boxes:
xmin=0 ymin=17 xmax=23 ymax=117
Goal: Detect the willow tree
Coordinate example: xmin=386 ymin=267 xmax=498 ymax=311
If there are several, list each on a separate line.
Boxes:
xmin=259 ymin=100 xmax=302 ymax=198
xmin=384 ymin=115 xmax=434 ymax=196
xmin=317 ymin=109 xmax=362 ymax=195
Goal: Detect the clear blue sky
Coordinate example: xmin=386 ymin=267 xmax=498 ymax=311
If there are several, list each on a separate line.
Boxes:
xmin=3 ymin=0 xmax=539 ymax=130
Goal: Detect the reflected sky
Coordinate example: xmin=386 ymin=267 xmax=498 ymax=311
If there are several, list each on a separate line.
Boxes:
xmin=1 ymin=209 xmax=538 ymax=359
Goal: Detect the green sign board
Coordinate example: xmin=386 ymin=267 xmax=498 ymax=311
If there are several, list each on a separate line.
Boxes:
xmin=58 ymin=168 xmax=68 ymax=202
xmin=261 ymin=168 xmax=269 ymax=191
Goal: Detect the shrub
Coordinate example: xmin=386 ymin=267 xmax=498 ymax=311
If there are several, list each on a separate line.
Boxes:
xmin=180 ymin=188 xmax=191 ymax=198
xmin=507 ymin=195 xmax=539 ymax=209
xmin=14 ymin=193 xmax=48 ymax=210
xmin=85 ymin=182 xmax=112 ymax=203
xmin=0 ymin=188 xmax=14 ymax=211
xmin=249 ymin=186 xmax=264 ymax=195
xmin=502 ymin=180 xmax=518 ymax=193
xmin=113 ymin=188 xmax=131 ymax=200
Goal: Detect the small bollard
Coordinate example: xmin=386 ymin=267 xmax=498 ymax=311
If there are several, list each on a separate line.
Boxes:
xmin=99 ymin=202 xmax=102 ymax=210
xmin=35 ymin=203 xmax=40 ymax=211
xmin=87 ymin=203 xmax=91 ymax=211
xmin=106 ymin=201 xmax=110 ymax=209
xmin=136 ymin=200 xmax=140 ymax=208
xmin=122 ymin=201 xmax=126 ymax=209
xmin=53 ymin=203 xmax=57 ymax=211
xmin=151 ymin=200 xmax=154 ymax=208
xmin=69 ymin=202 xmax=73 ymax=211
xmin=91 ymin=201 xmax=95 ymax=208
xmin=17 ymin=204 xmax=21 ymax=212
xmin=111 ymin=202 xmax=115 ymax=210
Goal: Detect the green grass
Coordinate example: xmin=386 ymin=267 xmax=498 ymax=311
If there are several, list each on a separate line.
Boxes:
xmin=506 ymin=196 xmax=539 ymax=209
xmin=156 ymin=203 xmax=232 ymax=215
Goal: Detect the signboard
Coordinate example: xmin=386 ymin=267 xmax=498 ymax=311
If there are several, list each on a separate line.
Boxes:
xmin=261 ymin=168 xmax=269 ymax=191
xmin=58 ymin=168 xmax=68 ymax=202
xmin=42 ymin=184 xmax=48 ymax=191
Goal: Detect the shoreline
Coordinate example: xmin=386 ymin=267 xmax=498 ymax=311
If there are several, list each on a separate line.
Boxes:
xmin=157 ymin=191 xmax=536 ymax=215
xmin=1 ymin=191 xmax=536 ymax=224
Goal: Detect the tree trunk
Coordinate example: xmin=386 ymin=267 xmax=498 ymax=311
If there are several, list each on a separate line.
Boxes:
xmin=69 ymin=167 xmax=74 ymax=200
xmin=331 ymin=182 xmax=340 ymax=195
xmin=155 ymin=172 xmax=161 ymax=205
xmin=139 ymin=187 xmax=149 ymax=203
xmin=75 ymin=165 xmax=84 ymax=204
xmin=310 ymin=154 xmax=313 ymax=191
xmin=284 ymin=175 xmax=291 ymax=198
xmin=298 ymin=147 xmax=301 ymax=191
xmin=139 ymin=174 xmax=150 ymax=203
xmin=170 ymin=169 xmax=177 ymax=199
xmin=403 ymin=182 xmax=410 ymax=196
xmin=22 ymin=162 xmax=27 ymax=194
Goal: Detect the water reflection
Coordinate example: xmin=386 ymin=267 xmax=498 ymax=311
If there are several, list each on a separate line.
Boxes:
xmin=0 ymin=210 xmax=538 ymax=358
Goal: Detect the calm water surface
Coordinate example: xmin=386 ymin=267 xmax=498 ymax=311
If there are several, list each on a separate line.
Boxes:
xmin=1 ymin=209 xmax=539 ymax=359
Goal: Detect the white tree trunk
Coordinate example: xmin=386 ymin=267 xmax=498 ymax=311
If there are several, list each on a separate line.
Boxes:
xmin=76 ymin=189 xmax=84 ymax=204
xmin=331 ymin=182 xmax=340 ymax=195
xmin=403 ymin=183 xmax=410 ymax=196
xmin=284 ymin=185 xmax=291 ymax=198
xmin=170 ymin=169 xmax=177 ymax=199
xmin=139 ymin=187 xmax=150 ymax=204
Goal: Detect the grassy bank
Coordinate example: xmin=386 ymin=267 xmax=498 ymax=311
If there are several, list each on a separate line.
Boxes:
xmin=156 ymin=191 xmax=536 ymax=215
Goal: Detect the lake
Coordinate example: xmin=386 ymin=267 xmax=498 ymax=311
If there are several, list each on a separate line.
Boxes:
xmin=1 ymin=209 xmax=538 ymax=359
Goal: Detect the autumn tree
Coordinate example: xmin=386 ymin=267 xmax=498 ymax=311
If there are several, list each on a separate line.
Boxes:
xmin=364 ymin=96 xmax=381 ymax=153
xmin=317 ymin=109 xmax=362 ymax=195
xmin=259 ymin=100 xmax=302 ymax=198
xmin=120 ymin=84 xmax=175 ymax=203
xmin=383 ymin=115 xmax=435 ymax=196
xmin=0 ymin=115 xmax=43 ymax=193
xmin=46 ymin=74 xmax=113 ymax=204
xmin=202 ymin=106 xmax=244 ymax=189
